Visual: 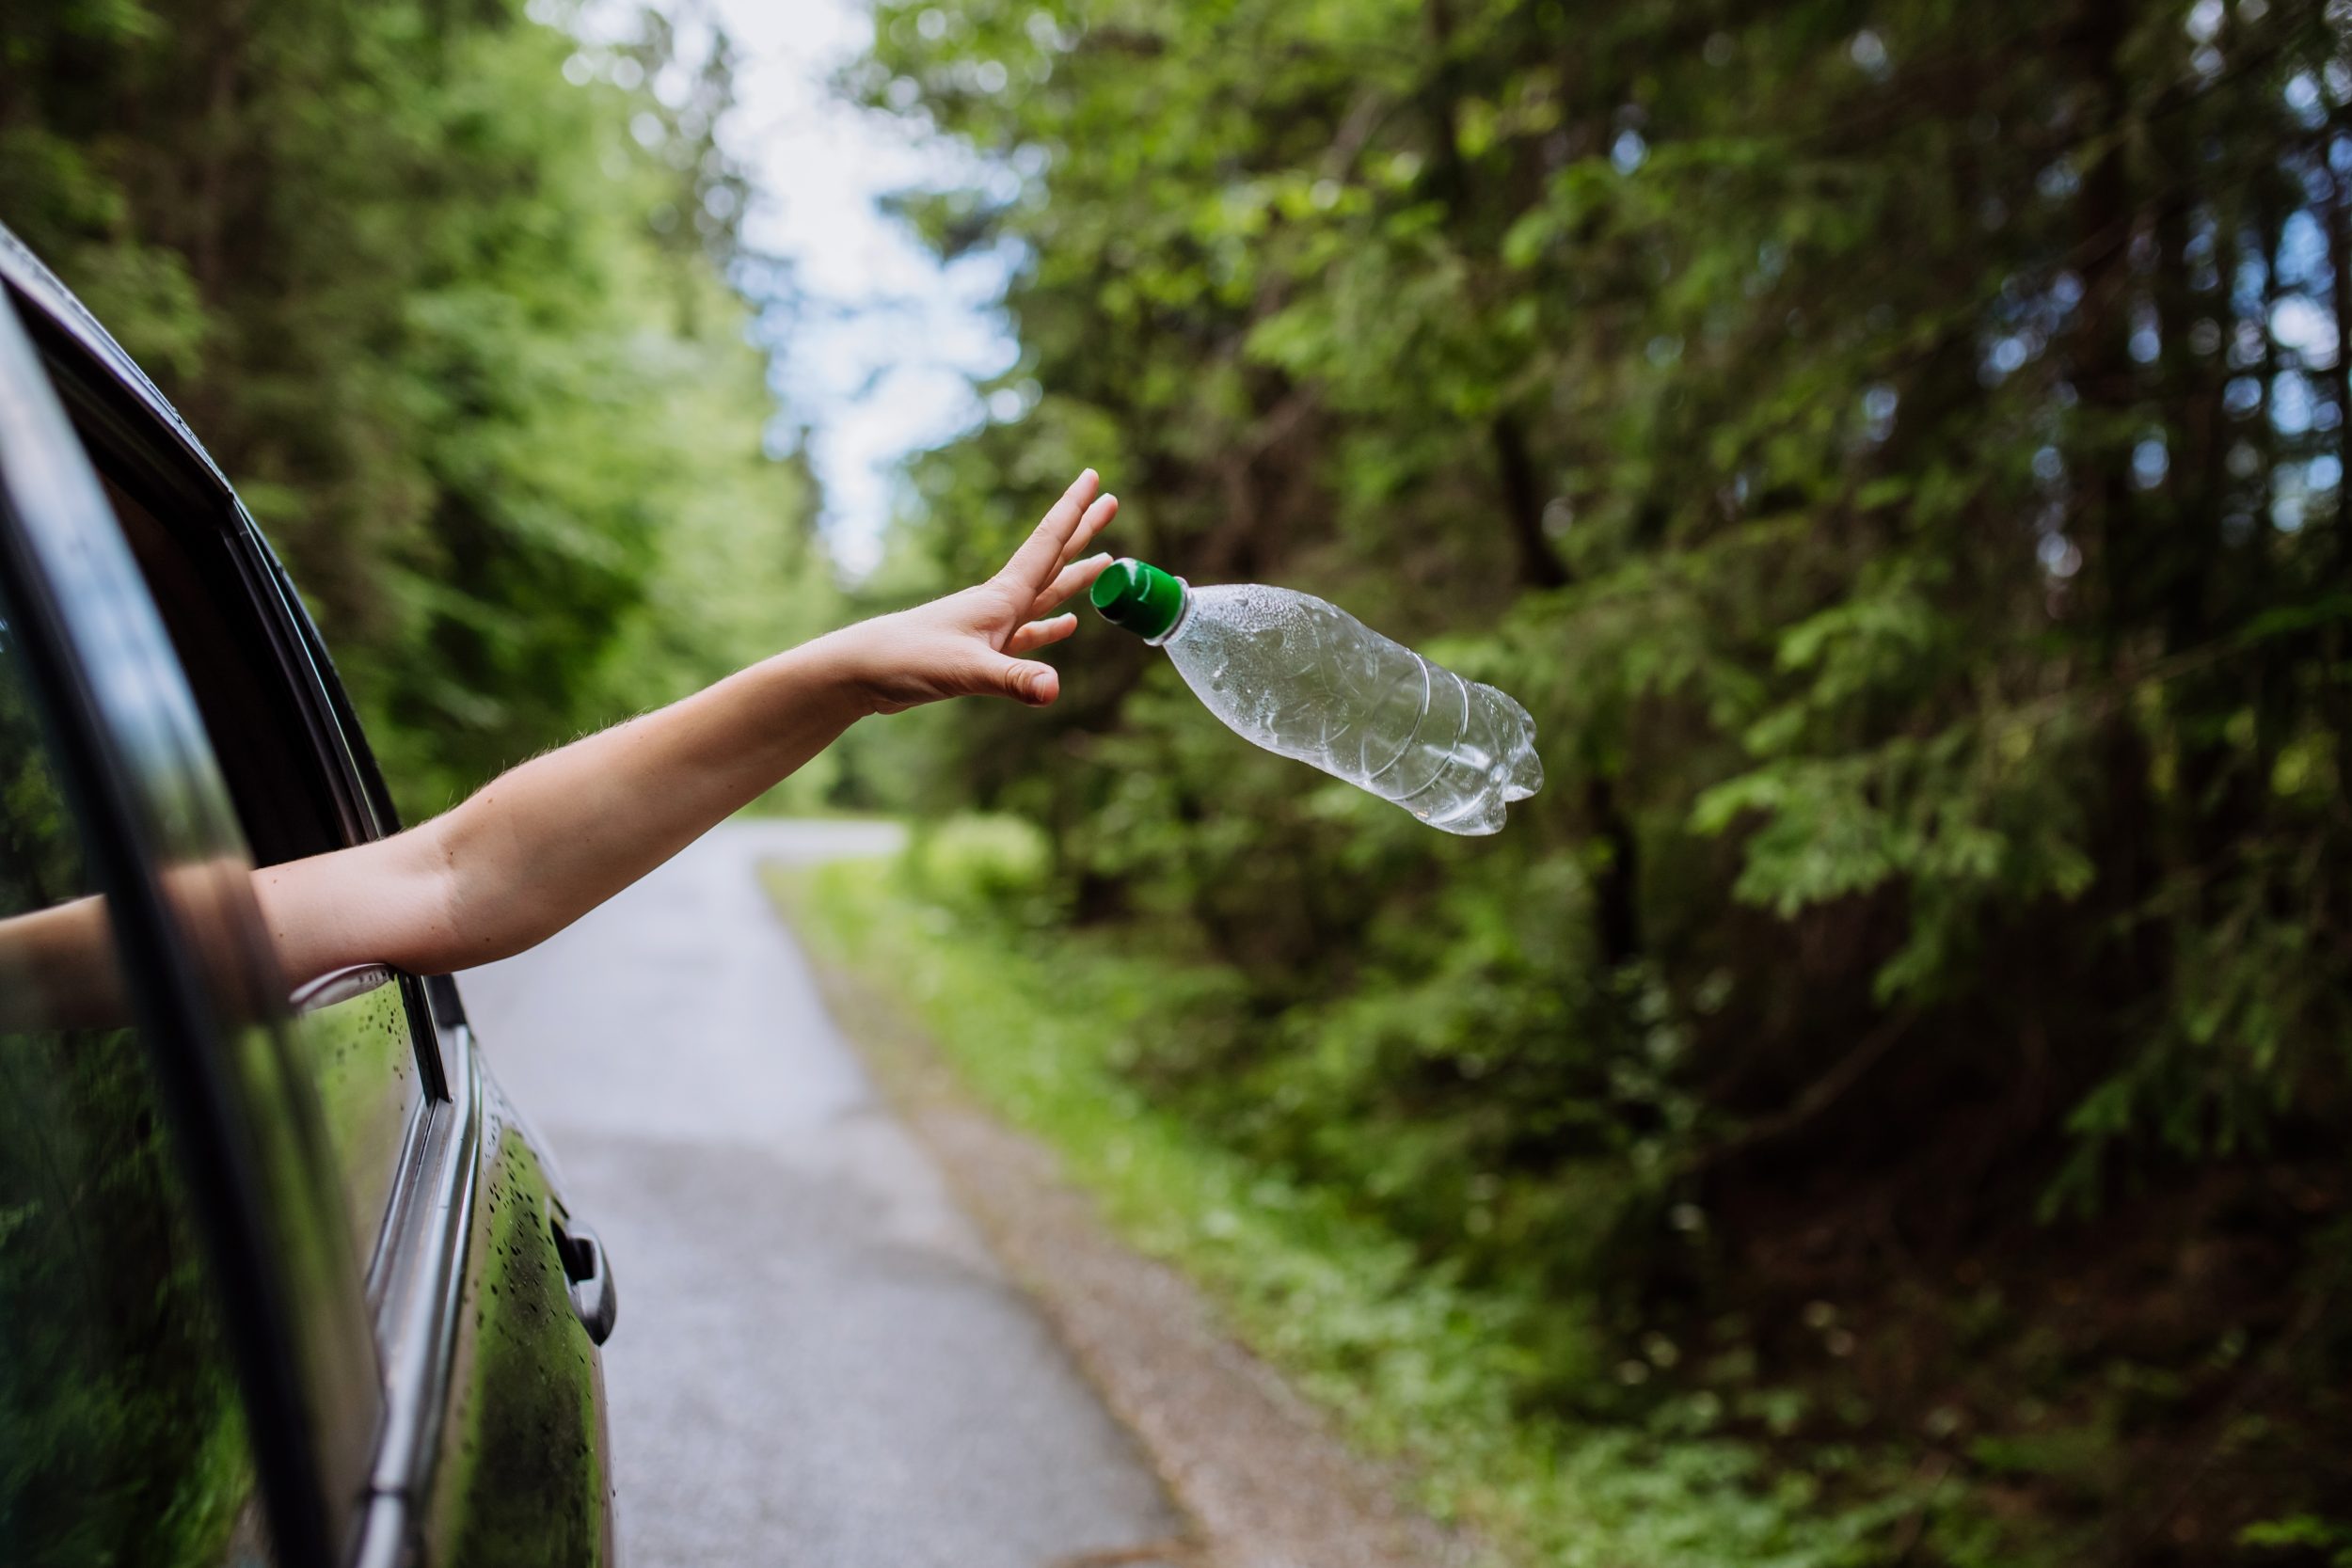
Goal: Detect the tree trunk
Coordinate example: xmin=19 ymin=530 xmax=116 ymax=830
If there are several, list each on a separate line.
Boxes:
xmin=2066 ymin=0 xmax=2165 ymax=997
xmin=1492 ymin=413 xmax=1569 ymax=590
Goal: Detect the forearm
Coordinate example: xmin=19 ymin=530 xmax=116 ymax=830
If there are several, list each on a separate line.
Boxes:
xmin=416 ymin=631 xmax=870 ymax=972
xmin=256 ymin=628 xmax=873 ymax=983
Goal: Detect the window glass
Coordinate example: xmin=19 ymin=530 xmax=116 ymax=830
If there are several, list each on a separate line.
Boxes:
xmin=0 ymin=603 xmax=274 ymax=1565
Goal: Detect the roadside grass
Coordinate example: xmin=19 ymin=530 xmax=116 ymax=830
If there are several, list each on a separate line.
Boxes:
xmin=769 ymin=828 xmax=1931 ymax=1568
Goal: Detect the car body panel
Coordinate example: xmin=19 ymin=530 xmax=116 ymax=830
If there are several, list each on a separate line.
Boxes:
xmin=421 ymin=1095 xmax=615 ymax=1568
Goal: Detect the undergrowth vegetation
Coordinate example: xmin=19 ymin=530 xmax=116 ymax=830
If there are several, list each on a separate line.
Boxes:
xmin=803 ymin=804 xmax=2351 ymax=1560
xmin=787 ymin=836 xmax=1936 ymax=1568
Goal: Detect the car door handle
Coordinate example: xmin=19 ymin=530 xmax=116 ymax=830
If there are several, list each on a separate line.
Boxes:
xmin=551 ymin=1217 xmax=618 ymax=1345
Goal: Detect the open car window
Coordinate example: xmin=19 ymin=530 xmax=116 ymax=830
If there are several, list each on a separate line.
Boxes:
xmin=95 ymin=470 xmax=351 ymax=867
xmin=56 ymin=386 xmax=437 ymax=1279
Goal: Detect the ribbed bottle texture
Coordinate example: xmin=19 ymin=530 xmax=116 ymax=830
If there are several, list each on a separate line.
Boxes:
xmin=1158 ymin=582 xmax=1542 ymax=835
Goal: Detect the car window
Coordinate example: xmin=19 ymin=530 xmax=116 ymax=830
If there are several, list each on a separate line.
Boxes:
xmin=72 ymin=438 xmax=434 ymax=1275
xmin=93 ymin=468 xmax=350 ymax=866
xmin=0 ymin=597 xmax=277 ymax=1566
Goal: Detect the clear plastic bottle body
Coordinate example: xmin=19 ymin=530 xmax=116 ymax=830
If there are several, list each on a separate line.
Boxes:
xmin=1157 ymin=582 xmax=1542 ymax=835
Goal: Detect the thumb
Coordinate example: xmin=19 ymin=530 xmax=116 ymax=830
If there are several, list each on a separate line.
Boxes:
xmin=983 ymin=653 xmax=1058 ymax=706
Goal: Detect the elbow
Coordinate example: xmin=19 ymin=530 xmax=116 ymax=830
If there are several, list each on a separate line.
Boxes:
xmin=406 ymin=810 xmax=581 ymax=974
xmin=398 ymin=817 xmax=519 ymax=975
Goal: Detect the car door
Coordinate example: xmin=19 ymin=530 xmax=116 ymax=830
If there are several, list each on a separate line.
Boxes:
xmin=0 ymin=231 xmax=615 ymax=1565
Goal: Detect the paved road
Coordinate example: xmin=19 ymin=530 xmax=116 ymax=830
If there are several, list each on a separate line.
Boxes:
xmin=458 ymin=820 xmax=1184 ymax=1568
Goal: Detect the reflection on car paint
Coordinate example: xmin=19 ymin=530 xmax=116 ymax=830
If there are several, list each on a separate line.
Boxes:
xmin=289 ymin=967 xmax=424 ymax=1270
xmin=422 ymin=1090 xmax=613 ymax=1568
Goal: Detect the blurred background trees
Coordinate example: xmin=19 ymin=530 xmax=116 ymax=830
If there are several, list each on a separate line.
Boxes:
xmin=0 ymin=0 xmax=836 ymax=816
xmin=843 ymin=0 xmax=2352 ymax=1558
xmin=5 ymin=0 xmax=2350 ymax=1557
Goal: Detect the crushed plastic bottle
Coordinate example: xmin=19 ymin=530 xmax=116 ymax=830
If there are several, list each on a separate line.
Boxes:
xmin=1089 ymin=559 xmax=1542 ymax=835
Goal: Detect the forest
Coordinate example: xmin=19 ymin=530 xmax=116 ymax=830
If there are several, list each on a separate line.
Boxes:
xmin=6 ymin=0 xmax=2350 ymax=1561
xmin=0 ymin=0 xmax=838 ymax=816
xmin=843 ymin=0 xmax=2352 ymax=1560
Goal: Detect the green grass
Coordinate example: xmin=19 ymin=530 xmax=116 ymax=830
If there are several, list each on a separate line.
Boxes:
xmin=772 ymin=832 xmax=1934 ymax=1568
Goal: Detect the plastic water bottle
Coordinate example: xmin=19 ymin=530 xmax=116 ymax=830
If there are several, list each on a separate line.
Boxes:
xmin=1089 ymin=559 xmax=1542 ymax=835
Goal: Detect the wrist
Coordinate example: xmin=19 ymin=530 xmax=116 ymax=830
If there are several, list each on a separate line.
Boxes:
xmin=803 ymin=619 xmax=894 ymax=720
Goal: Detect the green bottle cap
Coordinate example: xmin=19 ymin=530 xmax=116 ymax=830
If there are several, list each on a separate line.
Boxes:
xmin=1089 ymin=557 xmax=1187 ymax=640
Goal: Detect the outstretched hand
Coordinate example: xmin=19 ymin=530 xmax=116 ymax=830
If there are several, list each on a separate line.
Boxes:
xmin=840 ymin=468 xmax=1120 ymax=714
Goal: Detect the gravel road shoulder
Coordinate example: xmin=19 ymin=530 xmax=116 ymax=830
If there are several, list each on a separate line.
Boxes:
xmin=779 ymin=877 xmax=1482 ymax=1568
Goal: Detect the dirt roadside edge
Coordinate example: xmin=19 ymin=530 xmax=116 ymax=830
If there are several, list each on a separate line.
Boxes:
xmin=773 ymin=881 xmax=1483 ymax=1568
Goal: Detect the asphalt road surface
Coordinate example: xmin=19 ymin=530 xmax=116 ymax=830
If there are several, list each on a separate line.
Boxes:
xmin=459 ymin=819 xmax=1186 ymax=1568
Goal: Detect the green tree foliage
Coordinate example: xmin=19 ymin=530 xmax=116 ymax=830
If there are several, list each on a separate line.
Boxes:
xmin=850 ymin=0 xmax=2352 ymax=1555
xmin=0 ymin=0 xmax=832 ymax=816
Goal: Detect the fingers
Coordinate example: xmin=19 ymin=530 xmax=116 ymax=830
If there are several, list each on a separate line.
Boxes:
xmin=977 ymin=650 xmax=1059 ymax=706
xmin=1064 ymin=492 xmax=1119 ymax=568
xmin=1006 ymin=613 xmax=1079 ymax=655
xmin=1000 ymin=468 xmax=1103 ymax=592
xmin=1028 ymin=550 xmax=1116 ymax=620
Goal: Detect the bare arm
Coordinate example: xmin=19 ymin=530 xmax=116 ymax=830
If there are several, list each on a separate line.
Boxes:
xmin=252 ymin=470 xmax=1120 ymax=984
xmin=0 ymin=894 xmax=120 ymax=1031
